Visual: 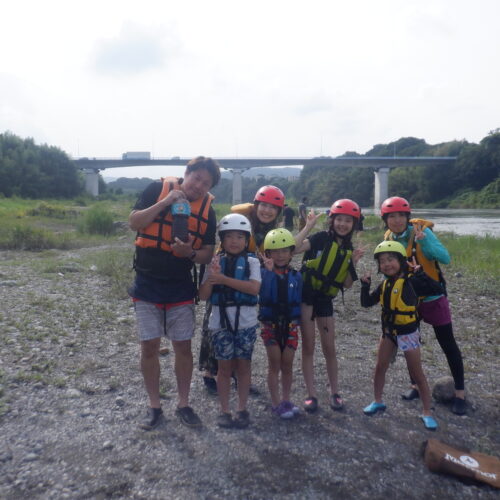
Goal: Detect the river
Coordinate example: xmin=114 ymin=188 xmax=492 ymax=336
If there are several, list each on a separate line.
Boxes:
xmin=315 ymin=208 xmax=500 ymax=237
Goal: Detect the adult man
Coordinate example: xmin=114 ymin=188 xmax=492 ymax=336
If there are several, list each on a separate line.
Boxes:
xmin=129 ymin=156 xmax=221 ymax=430
xmin=298 ymin=196 xmax=308 ymax=230
xmin=282 ymin=204 xmax=296 ymax=232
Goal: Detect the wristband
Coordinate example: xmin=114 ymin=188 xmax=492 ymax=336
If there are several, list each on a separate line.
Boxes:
xmin=189 ymin=250 xmax=196 ymax=261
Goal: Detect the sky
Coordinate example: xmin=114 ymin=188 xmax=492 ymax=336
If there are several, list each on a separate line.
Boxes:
xmin=1 ymin=0 xmax=499 ymax=180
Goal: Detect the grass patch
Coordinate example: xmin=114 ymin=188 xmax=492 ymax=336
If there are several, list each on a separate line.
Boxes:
xmin=358 ymin=227 xmax=499 ymax=296
xmin=91 ymin=248 xmax=135 ymax=299
xmin=78 ymin=204 xmax=115 ymax=235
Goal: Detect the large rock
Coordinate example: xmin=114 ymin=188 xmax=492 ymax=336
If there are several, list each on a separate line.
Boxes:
xmin=432 ymin=376 xmax=455 ymax=403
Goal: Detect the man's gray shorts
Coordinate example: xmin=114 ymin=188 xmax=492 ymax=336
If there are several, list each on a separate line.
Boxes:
xmin=134 ymin=301 xmax=195 ymax=342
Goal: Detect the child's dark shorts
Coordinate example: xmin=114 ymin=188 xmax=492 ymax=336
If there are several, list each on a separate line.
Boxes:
xmin=260 ymin=320 xmax=299 ymax=350
xmin=301 ymin=290 xmax=334 ymax=318
xmin=418 ymin=296 xmax=452 ymax=327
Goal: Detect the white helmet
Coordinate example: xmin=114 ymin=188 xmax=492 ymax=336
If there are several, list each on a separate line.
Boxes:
xmin=217 ymin=213 xmax=252 ymax=237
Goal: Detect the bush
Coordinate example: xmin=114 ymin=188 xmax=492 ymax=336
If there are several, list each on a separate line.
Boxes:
xmin=79 ymin=205 xmax=115 ymax=236
xmin=4 ymin=226 xmax=58 ymax=250
xmin=26 ymin=202 xmax=79 ymax=219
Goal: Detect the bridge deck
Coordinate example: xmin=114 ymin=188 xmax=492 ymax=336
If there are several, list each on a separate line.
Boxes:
xmin=75 ymin=156 xmax=456 ymax=170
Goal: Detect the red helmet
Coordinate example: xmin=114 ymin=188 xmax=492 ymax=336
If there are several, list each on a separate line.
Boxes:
xmin=380 ymin=197 xmax=411 ymax=216
xmin=254 ymin=185 xmax=285 ymax=208
xmin=329 ymin=199 xmax=360 ymax=220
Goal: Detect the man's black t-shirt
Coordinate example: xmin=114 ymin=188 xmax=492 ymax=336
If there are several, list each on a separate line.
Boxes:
xmin=129 ymin=180 xmax=216 ymax=303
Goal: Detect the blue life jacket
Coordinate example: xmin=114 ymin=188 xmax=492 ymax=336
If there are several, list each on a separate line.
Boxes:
xmin=259 ymin=268 xmax=302 ymax=322
xmin=210 ymin=253 xmax=258 ymax=307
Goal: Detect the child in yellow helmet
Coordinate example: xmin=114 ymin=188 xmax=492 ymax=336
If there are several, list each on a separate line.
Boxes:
xmin=360 ymin=241 xmax=443 ymax=430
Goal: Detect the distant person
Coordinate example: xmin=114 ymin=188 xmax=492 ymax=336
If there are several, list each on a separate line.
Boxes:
xmin=358 ymin=213 xmax=365 ymax=231
xmin=298 ymin=197 xmax=308 ymax=230
xmin=129 ymin=156 xmax=221 ymax=430
xmin=282 ymin=204 xmax=296 ymax=232
xmin=380 ymin=196 xmax=466 ymax=415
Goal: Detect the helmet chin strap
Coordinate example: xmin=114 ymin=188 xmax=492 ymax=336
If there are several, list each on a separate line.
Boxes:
xmin=274 ymin=262 xmax=288 ymax=270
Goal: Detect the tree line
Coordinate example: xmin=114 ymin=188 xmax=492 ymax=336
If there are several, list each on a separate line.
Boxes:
xmin=289 ymin=132 xmax=499 ymax=208
xmin=0 ymin=132 xmax=82 ymax=198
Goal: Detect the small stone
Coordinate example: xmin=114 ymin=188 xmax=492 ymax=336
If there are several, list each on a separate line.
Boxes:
xmin=24 ymin=453 xmax=39 ymax=462
xmin=66 ymin=388 xmax=81 ymax=398
xmin=102 ymin=441 xmax=113 ymax=450
xmin=0 ymin=449 xmax=13 ymax=463
xmin=115 ymin=397 xmax=125 ymax=407
xmin=432 ymin=376 xmax=455 ymax=403
xmin=0 ymin=280 xmax=18 ymax=287
xmin=454 ymin=272 xmax=463 ymax=278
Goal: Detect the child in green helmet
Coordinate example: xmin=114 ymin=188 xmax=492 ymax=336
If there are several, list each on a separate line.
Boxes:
xmin=360 ymin=241 xmax=443 ymax=430
xmin=259 ymin=229 xmax=303 ymax=419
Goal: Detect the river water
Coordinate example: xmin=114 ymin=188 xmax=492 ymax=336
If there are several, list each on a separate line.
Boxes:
xmin=316 ymin=208 xmax=500 ymax=237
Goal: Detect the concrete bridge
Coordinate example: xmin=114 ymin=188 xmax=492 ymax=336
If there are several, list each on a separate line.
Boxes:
xmin=75 ymin=156 xmax=456 ymax=209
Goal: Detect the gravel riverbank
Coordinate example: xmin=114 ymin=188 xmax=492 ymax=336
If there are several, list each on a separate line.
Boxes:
xmin=0 ymin=242 xmax=499 ymax=499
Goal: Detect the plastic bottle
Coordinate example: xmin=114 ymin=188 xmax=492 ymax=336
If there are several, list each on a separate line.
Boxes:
xmin=171 ymin=199 xmax=191 ymax=242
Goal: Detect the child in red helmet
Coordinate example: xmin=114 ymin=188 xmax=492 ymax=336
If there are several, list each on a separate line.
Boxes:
xmin=294 ymin=199 xmax=364 ymax=413
xmin=380 ymin=196 xmax=466 ymax=415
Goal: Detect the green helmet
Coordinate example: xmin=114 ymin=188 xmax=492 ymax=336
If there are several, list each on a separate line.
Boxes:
xmin=264 ymin=228 xmax=295 ymax=251
xmin=373 ymin=241 xmax=407 ymax=258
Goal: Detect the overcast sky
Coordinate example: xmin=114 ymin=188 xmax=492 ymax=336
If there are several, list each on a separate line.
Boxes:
xmin=1 ymin=0 xmax=499 ymax=179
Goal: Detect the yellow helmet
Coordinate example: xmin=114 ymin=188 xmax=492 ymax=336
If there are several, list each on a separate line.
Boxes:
xmin=373 ymin=241 xmax=407 ymax=258
xmin=264 ymin=228 xmax=295 ymax=251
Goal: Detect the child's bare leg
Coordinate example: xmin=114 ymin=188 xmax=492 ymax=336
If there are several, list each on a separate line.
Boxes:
xmin=404 ymin=348 xmax=432 ymax=415
xmin=281 ymin=346 xmax=295 ymax=402
xmin=300 ymin=304 xmax=316 ymax=397
xmin=235 ymin=359 xmax=252 ymax=412
xmin=217 ymin=359 xmax=234 ymax=414
xmin=374 ymin=337 xmax=396 ymax=402
xmin=317 ymin=315 xmax=338 ymax=394
xmin=265 ymin=345 xmax=282 ymax=407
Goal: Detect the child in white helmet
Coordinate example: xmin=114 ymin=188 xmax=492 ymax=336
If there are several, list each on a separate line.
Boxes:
xmin=199 ymin=214 xmax=261 ymax=429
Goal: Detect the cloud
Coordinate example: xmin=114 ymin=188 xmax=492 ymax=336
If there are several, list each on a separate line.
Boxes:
xmin=293 ymin=90 xmax=333 ymax=116
xmin=91 ymin=22 xmax=181 ymax=76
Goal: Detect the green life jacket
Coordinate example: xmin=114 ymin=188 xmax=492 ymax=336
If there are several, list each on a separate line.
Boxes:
xmin=303 ymin=239 xmax=352 ymax=297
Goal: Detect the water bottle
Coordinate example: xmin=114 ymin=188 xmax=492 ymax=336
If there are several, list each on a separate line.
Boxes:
xmin=171 ymin=199 xmax=191 ymax=242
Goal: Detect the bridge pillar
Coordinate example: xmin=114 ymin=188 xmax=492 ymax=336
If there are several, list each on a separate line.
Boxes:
xmin=231 ymin=169 xmax=243 ymax=205
xmin=373 ymin=167 xmax=390 ymax=211
xmin=84 ymin=169 xmax=100 ymax=197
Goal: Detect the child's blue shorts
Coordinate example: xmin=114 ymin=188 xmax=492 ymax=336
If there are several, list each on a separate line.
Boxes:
xmin=211 ymin=326 xmax=258 ymax=361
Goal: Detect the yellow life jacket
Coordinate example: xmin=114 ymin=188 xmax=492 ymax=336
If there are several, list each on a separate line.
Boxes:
xmin=304 ymin=239 xmax=352 ymax=297
xmin=135 ymin=177 xmax=214 ymax=257
xmin=380 ymin=277 xmax=419 ymax=335
xmin=384 ymin=218 xmax=442 ymax=282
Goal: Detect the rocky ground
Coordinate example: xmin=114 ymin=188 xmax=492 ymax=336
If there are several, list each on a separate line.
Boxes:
xmin=0 ymin=239 xmax=499 ymax=499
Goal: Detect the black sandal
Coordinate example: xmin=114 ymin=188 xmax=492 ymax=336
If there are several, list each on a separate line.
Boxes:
xmin=401 ymin=388 xmax=420 ymax=401
xmin=304 ymin=396 xmax=318 ymax=413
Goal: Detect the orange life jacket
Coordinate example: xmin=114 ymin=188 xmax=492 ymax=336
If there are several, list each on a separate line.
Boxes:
xmin=384 ymin=218 xmax=442 ymax=282
xmin=135 ymin=177 xmax=214 ymax=256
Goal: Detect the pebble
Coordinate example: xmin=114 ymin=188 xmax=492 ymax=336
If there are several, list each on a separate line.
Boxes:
xmin=66 ymin=389 xmax=81 ymax=398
